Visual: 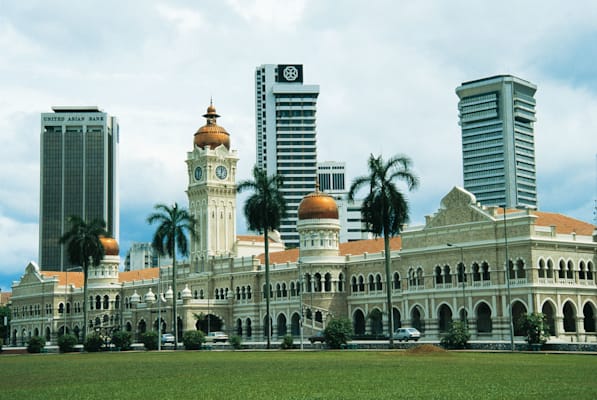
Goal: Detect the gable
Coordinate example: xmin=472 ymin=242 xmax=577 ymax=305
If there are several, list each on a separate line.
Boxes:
xmin=424 ymin=186 xmax=494 ymax=229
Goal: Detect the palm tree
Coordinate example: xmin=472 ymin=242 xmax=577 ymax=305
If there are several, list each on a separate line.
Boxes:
xmin=348 ymin=154 xmax=419 ymax=347
xmin=147 ymin=203 xmax=195 ymax=348
xmin=237 ymin=166 xmax=286 ymax=349
xmin=59 ymin=216 xmax=108 ymax=342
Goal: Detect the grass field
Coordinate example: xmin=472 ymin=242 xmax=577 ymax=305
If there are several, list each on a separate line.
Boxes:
xmin=1 ymin=349 xmax=596 ymax=399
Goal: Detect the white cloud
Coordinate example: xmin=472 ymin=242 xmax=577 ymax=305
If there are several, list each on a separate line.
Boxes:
xmin=1 ymin=1 xmax=597 ymax=291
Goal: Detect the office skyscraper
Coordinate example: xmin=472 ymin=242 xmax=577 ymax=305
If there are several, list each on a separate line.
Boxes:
xmin=318 ymin=161 xmax=370 ymax=243
xmin=456 ymin=75 xmax=538 ymax=209
xmin=255 ymin=64 xmax=319 ymax=247
xmin=39 ymin=106 xmax=119 ymax=271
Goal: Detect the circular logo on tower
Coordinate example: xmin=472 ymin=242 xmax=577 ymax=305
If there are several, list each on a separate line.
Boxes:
xmin=283 ymin=66 xmax=299 ymax=81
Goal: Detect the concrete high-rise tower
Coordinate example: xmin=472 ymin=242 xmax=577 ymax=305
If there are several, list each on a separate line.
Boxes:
xmin=255 ymin=64 xmax=319 ymax=247
xmin=456 ymin=75 xmax=538 ymax=209
xmin=39 ymin=106 xmax=119 ymax=271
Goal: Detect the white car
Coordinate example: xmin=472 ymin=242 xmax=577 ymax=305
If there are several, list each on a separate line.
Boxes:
xmin=205 ymin=331 xmax=229 ymax=343
xmin=393 ymin=328 xmax=421 ymax=342
xmin=161 ymin=333 xmax=175 ymax=345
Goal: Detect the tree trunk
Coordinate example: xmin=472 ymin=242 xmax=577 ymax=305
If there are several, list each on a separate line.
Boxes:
xmin=264 ymin=229 xmax=271 ymax=349
xmin=384 ymin=231 xmax=395 ymax=348
xmin=172 ymin=249 xmax=177 ymax=350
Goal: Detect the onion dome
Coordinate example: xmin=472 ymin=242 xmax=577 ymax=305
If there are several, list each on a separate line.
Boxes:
xmin=130 ymin=291 xmax=141 ymax=304
xmin=298 ymin=186 xmax=339 ymax=220
xmin=165 ymin=286 xmax=174 ymax=300
xmin=193 ymin=103 xmax=230 ymax=150
xmin=145 ymin=288 xmax=156 ymax=303
xmin=181 ymin=284 xmax=192 ymax=299
xmin=100 ymin=236 xmax=119 ymax=256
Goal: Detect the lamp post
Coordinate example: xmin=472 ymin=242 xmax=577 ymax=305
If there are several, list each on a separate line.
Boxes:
xmin=446 ymin=243 xmax=466 ymax=327
xmin=298 ymin=260 xmax=304 ymax=350
xmin=64 ymin=266 xmax=83 ymax=336
xmin=502 ymin=206 xmax=515 ymax=351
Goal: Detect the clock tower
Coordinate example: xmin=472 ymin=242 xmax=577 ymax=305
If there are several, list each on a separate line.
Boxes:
xmin=186 ymin=103 xmax=239 ymax=269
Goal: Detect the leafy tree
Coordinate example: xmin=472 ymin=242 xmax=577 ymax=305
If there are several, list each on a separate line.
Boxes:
xmin=84 ymin=333 xmax=105 ymax=352
xmin=27 ymin=336 xmax=45 ymax=353
xmin=237 ymin=166 xmax=286 ymax=349
xmin=147 ymin=203 xmax=196 ymax=349
xmin=324 ymin=317 xmax=353 ymax=349
xmin=140 ymin=331 xmax=159 ymax=350
xmin=349 ymin=154 xmax=419 ymax=346
xmin=0 ymin=305 xmax=10 ymax=345
xmin=111 ymin=331 xmax=133 ymax=351
xmin=519 ymin=312 xmax=550 ymax=345
xmin=229 ymin=335 xmax=242 ymax=350
xmin=280 ymin=334 xmax=294 ymax=350
xmin=440 ymin=321 xmax=470 ymax=349
xmin=57 ymin=333 xmax=78 ymax=353
xmin=59 ymin=216 xmax=108 ymax=342
xmin=182 ymin=330 xmax=205 ymax=350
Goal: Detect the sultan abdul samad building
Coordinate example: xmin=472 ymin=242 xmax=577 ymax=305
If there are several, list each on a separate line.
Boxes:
xmin=8 ymin=105 xmax=597 ymax=346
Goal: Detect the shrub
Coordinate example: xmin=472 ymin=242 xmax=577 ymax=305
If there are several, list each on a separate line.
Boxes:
xmin=58 ymin=334 xmax=78 ymax=353
xmin=440 ymin=321 xmax=470 ymax=349
xmin=518 ymin=312 xmax=549 ymax=345
xmin=27 ymin=336 xmax=45 ymax=353
xmin=280 ymin=334 xmax=294 ymax=350
xmin=140 ymin=331 xmax=159 ymax=350
xmin=324 ymin=318 xmax=353 ymax=349
xmin=229 ymin=335 xmax=242 ymax=350
xmin=111 ymin=331 xmax=133 ymax=351
xmin=84 ymin=333 xmax=104 ymax=352
xmin=182 ymin=330 xmax=205 ymax=350
xmin=0 ymin=338 xmax=3 ymax=352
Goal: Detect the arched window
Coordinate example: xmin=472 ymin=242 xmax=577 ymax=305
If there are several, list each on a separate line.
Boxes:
xmin=314 ymin=273 xmax=322 ymax=292
xmin=290 ymin=282 xmax=296 ymax=297
xmin=516 ymin=259 xmax=525 ymax=279
xmin=276 ymin=283 xmax=282 ymax=298
xmin=282 ymin=282 xmax=288 ymax=297
xmin=435 ymin=266 xmax=442 ymax=285
xmin=95 ymin=296 xmax=101 ymax=310
xmin=305 ymin=274 xmax=312 ymax=293
xmin=443 ymin=265 xmax=452 ymax=284
xmin=236 ymin=287 xmax=241 ymax=300
xmin=547 ymin=260 xmax=554 ymax=279
xmin=351 ymin=276 xmax=358 ymax=293
xmin=338 ymin=273 xmax=344 ymax=292
xmin=457 ymin=263 xmax=466 ymax=284
xmin=375 ymin=274 xmax=382 ymax=291
xmin=324 ymin=273 xmax=332 ymax=292
xmin=115 ymin=295 xmax=120 ymax=309
xmin=566 ymin=260 xmax=574 ymax=280
xmin=481 ymin=262 xmax=490 ymax=281
xmin=247 ymin=286 xmax=252 ymax=300
xmin=472 ymin=263 xmax=481 ymax=282
xmin=579 ymin=261 xmax=586 ymax=280
xmin=358 ymin=276 xmax=365 ymax=292
xmin=476 ymin=302 xmax=492 ymax=333
xmin=558 ymin=260 xmax=566 ymax=279
xmin=368 ymin=275 xmax=375 ymax=291
xmin=563 ymin=301 xmax=577 ymax=332
xmin=438 ymin=304 xmax=452 ymax=332
xmin=538 ymin=259 xmax=545 ymax=278
xmin=103 ymin=295 xmax=109 ymax=309
xmin=394 ymin=272 xmax=401 ymax=289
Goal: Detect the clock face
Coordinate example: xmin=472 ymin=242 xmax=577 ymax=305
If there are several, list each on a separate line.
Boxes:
xmin=283 ymin=66 xmax=299 ymax=81
xmin=194 ymin=166 xmax=203 ymax=181
xmin=215 ymin=165 xmax=228 ymax=180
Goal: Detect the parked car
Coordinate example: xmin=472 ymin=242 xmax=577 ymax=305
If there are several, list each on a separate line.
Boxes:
xmin=393 ymin=328 xmax=421 ymax=342
xmin=308 ymin=331 xmax=326 ymax=344
xmin=161 ymin=333 xmax=176 ymax=345
xmin=205 ymin=331 xmax=229 ymax=343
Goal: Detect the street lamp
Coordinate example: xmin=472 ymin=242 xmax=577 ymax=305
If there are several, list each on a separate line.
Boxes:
xmin=64 ymin=266 xmax=83 ymax=336
xmin=502 ymin=206 xmax=515 ymax=351
xmin=446 ymin=243 xmax=466 ymax=327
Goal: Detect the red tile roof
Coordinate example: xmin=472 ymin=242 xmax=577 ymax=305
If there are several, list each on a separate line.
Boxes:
xmin=533 ymin=211 xmax=595 ymax=235
xmin=258 ymin=236 xmax=402 ymax=264
xmin=41 ymin=271 xmax=85 ymax=288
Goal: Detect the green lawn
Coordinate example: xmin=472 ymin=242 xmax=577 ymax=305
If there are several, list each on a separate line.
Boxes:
xmin=1 ymin=350 xmax=595 ymax=399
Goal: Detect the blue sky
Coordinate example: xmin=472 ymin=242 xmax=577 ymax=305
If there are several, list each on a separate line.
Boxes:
xmin=1 ymin=0 xmax=596 ymax=292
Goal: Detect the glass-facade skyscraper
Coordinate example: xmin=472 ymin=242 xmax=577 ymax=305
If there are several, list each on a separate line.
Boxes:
xmin=255 ymin=64 xmax=319 ymax=247
xmin=39 ymin=106 xmax=119 ymax=271
xmin=456 ymin=75 xmax=538 ymax=209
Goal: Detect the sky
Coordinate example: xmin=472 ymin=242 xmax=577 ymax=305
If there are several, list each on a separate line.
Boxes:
xmin=1 ymin=0 xmax=596 ymax=292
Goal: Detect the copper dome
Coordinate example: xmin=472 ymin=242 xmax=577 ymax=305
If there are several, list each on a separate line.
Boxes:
xmin=100 ymin=236 xmax=120 ymax=256
xmin=193 ymin=104 xmax=230 ymax=150
xmin=298 ymin=189 xmax=339 ymax=220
